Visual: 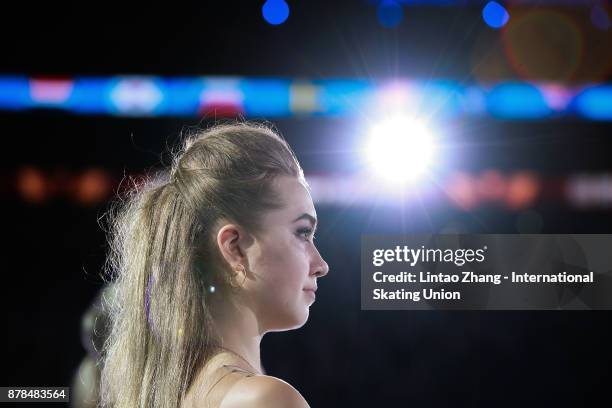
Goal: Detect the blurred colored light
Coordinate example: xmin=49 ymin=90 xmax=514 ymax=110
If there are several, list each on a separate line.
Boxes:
xmin=30 ymin=78 xmax=73 ymax=104
xmin=262 ymin=0 xmax=289 ymax=25
xmin=364 ymin=116 xmax=435 ymax=185
xmin=488 ymin=82 xmax=550 ymax=119
xmin=574 ymin=85 xmax=612 ymax=120
xmin=506 ymin=172 xmax=540 ymax=209
xmin=109 ymin=78 xmax=163 ymax=115
xmin=482 ymin=1 xmax=509 ymax=29
xmin=0 ymin=77 xmax=30 ymax=110
xmin=566 ymin=175 xmax=612 ymax=208
xmin=318 ymin=79 xmax=372 ymax=115
xmin=377 ymin=0 xmax=403 ymax=28
xmin=241 ymin=79 xmax=291 ymax=116
xmin=445 ymin=173 xmax=478 ymax=210
xmin=475 ymin=170 xmax=507 ymax=202
xmin=539 ymin=83 xmax=574 ymax=112
xmin=290 ymin=82 xmax=319 ymax=113
xmin=199 ymin=78 xmax=244 ymax=117
xmin=17 ymin=167 xmax=47 ymax=203
xmin=74 ymin=169 xmax=113 ymax=205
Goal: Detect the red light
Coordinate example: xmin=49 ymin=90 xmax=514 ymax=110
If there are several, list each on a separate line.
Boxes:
xmin=17 ymin=167 xmax=48 ymax=203
xmin=506 ymin=172 xmax=540 ymax=209
xmin=74 ymin=169 xmax=113 ymax=205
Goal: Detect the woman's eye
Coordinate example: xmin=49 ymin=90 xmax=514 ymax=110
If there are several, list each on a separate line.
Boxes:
xmin=297 ymin=228 xmax=315 ymax=242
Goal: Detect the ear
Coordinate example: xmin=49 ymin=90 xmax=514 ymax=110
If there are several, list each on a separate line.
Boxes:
xmin=216 ymin=223 xmax=250 ymax=270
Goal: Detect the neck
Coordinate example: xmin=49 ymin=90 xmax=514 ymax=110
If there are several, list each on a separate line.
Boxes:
xmin=209 ymin=291 xmax=264 ymax=374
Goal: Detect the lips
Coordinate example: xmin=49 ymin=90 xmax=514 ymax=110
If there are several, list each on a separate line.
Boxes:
xmin=303 ymin=288 xmax=317 ymax=299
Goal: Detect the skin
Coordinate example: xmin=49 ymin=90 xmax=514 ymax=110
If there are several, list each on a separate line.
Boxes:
xmin=197 ymin=175 xmax=329 ymax=407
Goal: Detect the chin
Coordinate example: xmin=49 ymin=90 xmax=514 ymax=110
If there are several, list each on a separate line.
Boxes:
xmin=269 ymin=308 xmax=310 ymax=332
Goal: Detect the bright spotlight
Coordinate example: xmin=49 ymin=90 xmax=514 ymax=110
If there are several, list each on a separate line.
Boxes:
xmin=364 ymin=116 xmax=436 ymax=185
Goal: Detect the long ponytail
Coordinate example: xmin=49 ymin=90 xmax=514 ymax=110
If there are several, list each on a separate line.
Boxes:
xmin=99 ymin=122 xmax=303 ymax=407
xmin=100 ymin=178 xmax=214 ymax=408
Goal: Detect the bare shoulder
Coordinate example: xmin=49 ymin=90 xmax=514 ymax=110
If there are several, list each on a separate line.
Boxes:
xmin=219 ymin=375 xmax=310 ymax=408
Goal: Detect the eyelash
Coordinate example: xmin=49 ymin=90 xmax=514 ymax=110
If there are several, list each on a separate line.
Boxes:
xmin=296 ymin=228 xmax=316 ymax=242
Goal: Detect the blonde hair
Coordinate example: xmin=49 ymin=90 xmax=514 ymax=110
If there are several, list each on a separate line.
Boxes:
xmin=99 ymin=122 xmax=304 ymax=408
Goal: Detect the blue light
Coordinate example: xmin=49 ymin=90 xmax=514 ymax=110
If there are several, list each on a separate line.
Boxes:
xmin=487 ymin=82 xmax=551 ymax=119
xmin=417 ymin=81 xmax=463 ymax=118
xmin=70 ymin=78 xmax=114 ymax=114
xmin=574 ymin=86 xmax=612 ymax=120
xmin=377 ymin=0 xmax=403 ymax=28
xmin=482 ymin=1 xmax=509 ymax=29
xmin=0 ymin=77 xmax=30 ymax=110
xmin=241 ymin=79 xmax=292 ymax=117
xmin=317 ymin=80 xmax=373 ymax=115
xmin=262 ymin=0 xmax=289 ymax=26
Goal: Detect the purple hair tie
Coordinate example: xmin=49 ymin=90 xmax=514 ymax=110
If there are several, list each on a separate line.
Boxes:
xmin=145 ymin=274 xmax=154 ymax=331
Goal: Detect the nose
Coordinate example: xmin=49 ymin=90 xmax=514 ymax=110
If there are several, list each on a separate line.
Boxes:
xmin=311 ymin=246 xmax=329 ymax=278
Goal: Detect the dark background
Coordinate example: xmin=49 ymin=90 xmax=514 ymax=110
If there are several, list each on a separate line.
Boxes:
xmin=2 ymin=1 xmax=611 ymax=406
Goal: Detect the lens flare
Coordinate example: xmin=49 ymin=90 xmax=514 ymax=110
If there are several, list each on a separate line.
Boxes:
xmin=364 ymin=116 xmax=436 ymax=185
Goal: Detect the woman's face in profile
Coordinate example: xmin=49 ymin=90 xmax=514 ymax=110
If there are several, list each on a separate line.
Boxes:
xmin=243 ymin=175 xmax=329 ymax=332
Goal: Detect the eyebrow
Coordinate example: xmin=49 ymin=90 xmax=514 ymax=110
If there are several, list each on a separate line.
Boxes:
xmin=293 ymin=213 xmax=318 ymax=231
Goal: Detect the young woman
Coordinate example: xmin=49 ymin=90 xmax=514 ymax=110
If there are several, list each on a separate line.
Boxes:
xmin=99 ymin=123 xmax=329 ymax=408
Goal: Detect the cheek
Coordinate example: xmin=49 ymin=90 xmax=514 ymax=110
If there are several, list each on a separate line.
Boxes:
xmin=263 ymin=249 xmax=305 ymax=287
xmin=251 ymin=240 xmax=308 ymax=294
xmin=261 ymin=238 xmax=306 ymax=270
xmin=247 ymin=240 xmax=312 ymax=329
